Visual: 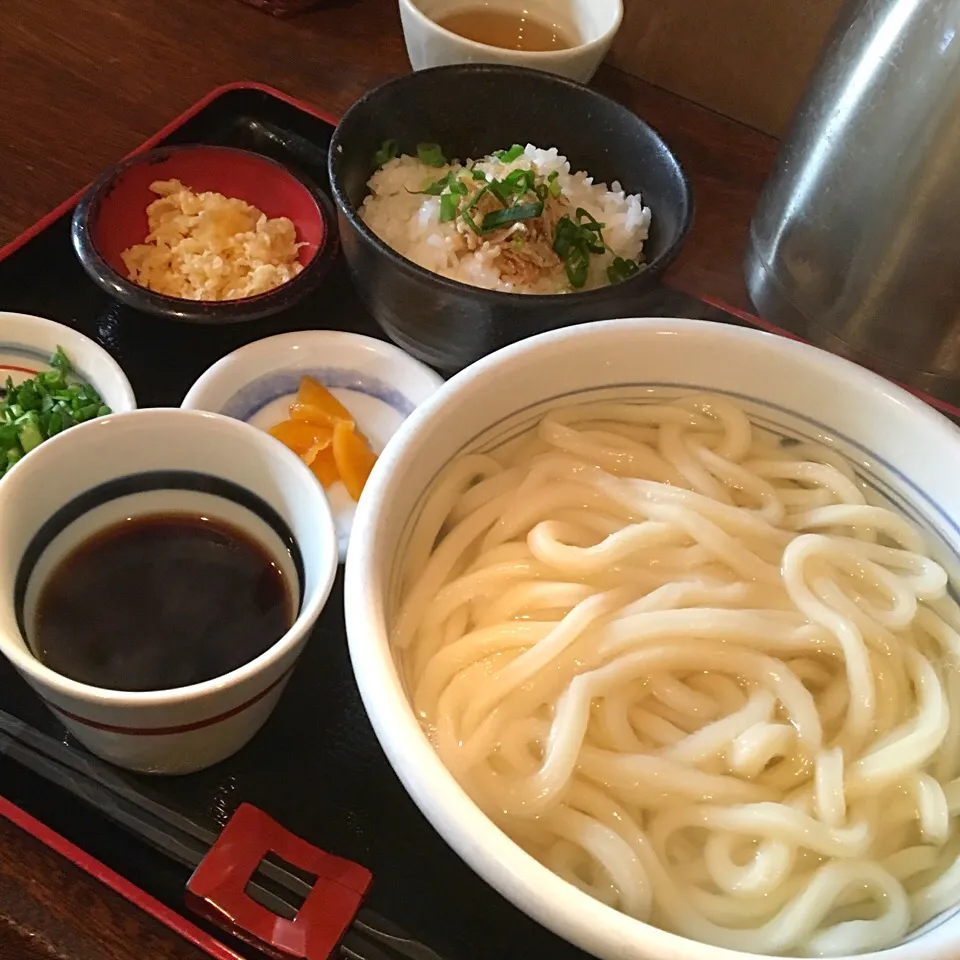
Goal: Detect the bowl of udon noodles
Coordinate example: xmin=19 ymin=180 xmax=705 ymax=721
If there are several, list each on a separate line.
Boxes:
xmin=343 ymin=317 xmax=960 ymax=960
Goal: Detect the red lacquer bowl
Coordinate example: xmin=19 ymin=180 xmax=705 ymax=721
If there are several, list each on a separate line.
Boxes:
xmin=71 ymin=144 xmax=337 ymax=324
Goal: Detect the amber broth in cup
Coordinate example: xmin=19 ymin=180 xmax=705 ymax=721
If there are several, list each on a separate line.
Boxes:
xmin=437 ymin=9 xmax=576 ymax=52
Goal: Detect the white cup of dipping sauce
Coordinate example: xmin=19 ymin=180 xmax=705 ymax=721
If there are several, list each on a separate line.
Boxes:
xmin=0 ymin=408 xmax=338 ymax=775
xmin=398 ymin=0 xmax=623 ymax=83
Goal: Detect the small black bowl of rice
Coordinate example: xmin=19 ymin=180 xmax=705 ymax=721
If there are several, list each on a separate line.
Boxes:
xmin=329 ymin=63 xmax=692 ymax=374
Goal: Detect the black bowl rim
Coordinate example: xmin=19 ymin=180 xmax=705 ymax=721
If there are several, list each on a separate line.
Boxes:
xmin=328 ymin=63 xmax=694 ymax=305
xmin=71 ymin=144 xmax=340 ymax=326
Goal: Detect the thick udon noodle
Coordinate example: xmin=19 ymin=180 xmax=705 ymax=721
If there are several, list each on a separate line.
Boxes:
xmin=392 ymin=395 xmax=960 ymax=956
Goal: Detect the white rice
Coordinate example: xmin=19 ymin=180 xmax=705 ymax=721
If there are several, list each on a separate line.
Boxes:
xmin=359 ymin=144 xmax=652 ymax=295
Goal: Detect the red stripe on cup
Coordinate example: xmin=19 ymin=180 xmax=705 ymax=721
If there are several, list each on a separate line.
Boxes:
xmin=45 ymin=667 xmax=294 ymax=736
xmin=0 ymin=364 xmax=40 ymax=375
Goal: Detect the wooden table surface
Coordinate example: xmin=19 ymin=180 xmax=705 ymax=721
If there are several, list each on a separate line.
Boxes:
xmin=0 ymin=0 xmax=777 ymax=954
xmin=0 ymin=813 xmax=213 ymax=960
xmin=1 ymin=0 xmax=778 ymax=310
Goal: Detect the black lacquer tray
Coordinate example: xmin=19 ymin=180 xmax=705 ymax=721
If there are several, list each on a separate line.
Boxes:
xmin=2 ymin=82 xmax=934 ymax=960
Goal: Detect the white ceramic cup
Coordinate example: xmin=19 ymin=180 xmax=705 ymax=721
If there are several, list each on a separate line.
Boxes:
xmin=398 ymin=0 xmax=623 ymax=83
xmin=0 ymin=408 xmax=338 ymax=775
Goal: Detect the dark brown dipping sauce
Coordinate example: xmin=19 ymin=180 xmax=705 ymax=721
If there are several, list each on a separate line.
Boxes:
xmin=33 ymin=513 xmax=293 ymax=692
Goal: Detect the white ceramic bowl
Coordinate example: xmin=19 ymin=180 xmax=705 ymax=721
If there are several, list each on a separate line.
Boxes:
xmin=399 ymin=0 xmax=623 ymax=83
xmin=0 ymin=408 xmax=338 ymax=775
xmin=344 ymin=317 xmax=960 ymax=960
xmin=181 ymin=330 xmax=444 ymax=559
xmin=0 ymin=310 xmax=136 ymax=414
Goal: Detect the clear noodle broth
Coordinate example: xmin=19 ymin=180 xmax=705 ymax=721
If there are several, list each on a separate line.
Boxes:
xmin=392 ymin=394 xmax=960 ymax=956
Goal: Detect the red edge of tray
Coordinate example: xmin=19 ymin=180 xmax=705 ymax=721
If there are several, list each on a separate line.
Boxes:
xmin=0 ymin=793 xmax=244 ymax=960
xmin=0 ymin=81 xmax=339 ymax=263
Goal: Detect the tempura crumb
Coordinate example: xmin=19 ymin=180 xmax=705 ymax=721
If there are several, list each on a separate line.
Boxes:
xmin=121 ymin=179 xmax=304 ymax=301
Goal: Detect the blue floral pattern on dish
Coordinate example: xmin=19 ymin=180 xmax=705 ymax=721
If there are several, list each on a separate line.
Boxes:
xmin=221 ymin=367 xmax=418 ymax=422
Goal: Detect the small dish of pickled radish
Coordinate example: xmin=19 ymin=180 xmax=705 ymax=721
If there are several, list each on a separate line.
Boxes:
xmin=181 ymin=330 xmax=444 ymax=558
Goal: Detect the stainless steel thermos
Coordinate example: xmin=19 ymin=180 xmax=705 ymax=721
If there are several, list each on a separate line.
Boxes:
xmin=746 ymin=0 xmax=960 ymax=403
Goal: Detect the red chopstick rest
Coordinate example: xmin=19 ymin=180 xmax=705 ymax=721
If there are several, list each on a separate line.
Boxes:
xmin=186 ymin=803 xmax=372 ymax=959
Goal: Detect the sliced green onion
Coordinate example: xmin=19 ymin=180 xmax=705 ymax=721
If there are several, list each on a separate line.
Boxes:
xmin=414 ymin=172 xmax=469 ymax=198
xmin=439 ymin=193 xmax=459 ymax=222
xmin=0 ymin=346 xmax=111 ymax=477
xmin=564 ymin=245 xmax=590 ymax=288
xmin=15 ymin=379 xmax=41 ymax=411
xmin=471 ymin=169 xmax=487 ymax=181
xmin=553 ymin=215 xmax=579 ymax=258
xmin=504 ymin=169 xmax=536 ymax=190
xmin=487 ymin=180 xmax=512 ymax=206
xmin=459 ymin=184 xmax=491 ymax=235
xmin=495 ymin=144 xmax=525 ymax=163
xmin=481 ymin=201 xmax=544 ymax=232
xmin=417 ymin=172 xmax=453 ymax=195
xmin=17 ymin=416 xmax=43 ymax=453
xmin=576 ymin=207 xmax=604 ymax=229
xmin=553 ymin=214 xmax=619 ymax=289
xmin=373 ymin=139 xmax=399 ymax=169
xmin=417 ymin=142 xmax=447 ymax=167
xmin=50 ymin=346 xmax=70 ymax=373
xmin=488 ymin=169 xmax=538 ymax=206
xmin=607 ymin=256 xmax=642 ymax=284
xmin=584 ymin=234 xmax=606 ymax=255
xmin=575 ymin=211 xmax=605 ymax=250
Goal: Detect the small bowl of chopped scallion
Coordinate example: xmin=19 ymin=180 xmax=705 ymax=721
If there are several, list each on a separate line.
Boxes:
xmin=0 ymin=312 xmax=136 ymax=479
